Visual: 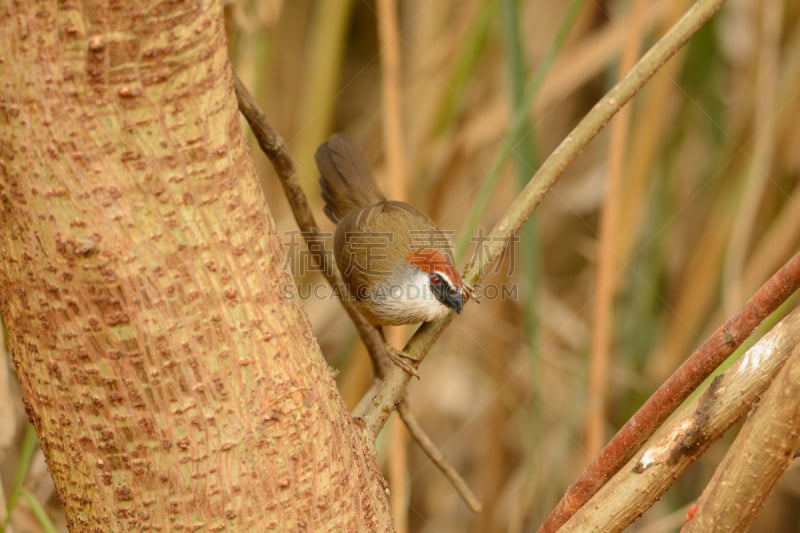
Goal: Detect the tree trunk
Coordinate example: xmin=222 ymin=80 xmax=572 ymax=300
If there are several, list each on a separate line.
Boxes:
xmin=0 ymin=2 xmax=391 ymax=531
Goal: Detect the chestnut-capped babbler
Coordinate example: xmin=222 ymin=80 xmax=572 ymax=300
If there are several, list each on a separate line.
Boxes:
xmin=315 ymin=133 xmax=474 ymax=328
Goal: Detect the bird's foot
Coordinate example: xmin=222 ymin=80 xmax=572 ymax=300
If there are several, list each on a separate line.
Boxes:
xmin=384 ymin=343 xmax=420 ymax=378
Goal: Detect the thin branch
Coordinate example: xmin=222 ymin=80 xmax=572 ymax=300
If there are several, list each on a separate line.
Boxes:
xmin=540 ymin=250 xmax=800 ymax=532
xmin=233 ymin=74 xmax=315 ymax=235
xmin=233 ymin=73 xmax=394 ymax=381
xmin=355 ymin=0 xmax=729 ymax=436
xmin=397 ymin=402 xmax=483 ymax=513
xmin=236 ymin=74 xmax=482 ymax=521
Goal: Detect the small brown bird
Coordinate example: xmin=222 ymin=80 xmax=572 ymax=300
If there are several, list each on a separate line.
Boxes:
xmin=315 ymin=133 xmax=473 ymax=328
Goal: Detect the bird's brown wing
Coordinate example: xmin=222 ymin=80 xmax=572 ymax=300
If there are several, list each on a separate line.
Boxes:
xmin=333 ymin=202 xmax=455 ymax=300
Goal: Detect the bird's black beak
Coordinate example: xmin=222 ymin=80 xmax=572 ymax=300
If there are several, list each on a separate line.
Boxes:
xmin=430 ymin=277 xmax=464 ymax=314
xmin=444 ymin=290 xmax=463 ymax=314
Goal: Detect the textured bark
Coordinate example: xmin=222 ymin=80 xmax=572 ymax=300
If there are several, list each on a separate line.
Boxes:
xmin=0 ymin=2 xmax=391 ymax=531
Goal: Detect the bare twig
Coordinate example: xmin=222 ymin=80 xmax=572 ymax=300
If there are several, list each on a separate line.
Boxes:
xmin=236 ymin=74 xmax=480 ymax=512
xmin=233 ymin=74 xmax=315 ymax=234
xmin=541 ymin=250 xmax=800 ymax=532
xmin=355 ymin=0 xmax=729 ymax=436
xmin=233 ymin=73 xmax=395 ymax=380
xmin=397 ymin=402 xmax=483 ymax=513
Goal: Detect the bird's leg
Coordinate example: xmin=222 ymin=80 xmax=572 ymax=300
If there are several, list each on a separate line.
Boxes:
xmin=376 ymin=326 xmax=420 ymax=378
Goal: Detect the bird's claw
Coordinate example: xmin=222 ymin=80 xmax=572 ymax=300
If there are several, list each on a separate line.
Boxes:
xmin=384 ymin=344 xmax=420 ymax=379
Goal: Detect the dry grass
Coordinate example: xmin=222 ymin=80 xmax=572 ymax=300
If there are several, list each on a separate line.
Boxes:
xmin=3 ymin=0 xmax=800 ymax=531
xmin=227 ymin=1 xmax=799 ymax=531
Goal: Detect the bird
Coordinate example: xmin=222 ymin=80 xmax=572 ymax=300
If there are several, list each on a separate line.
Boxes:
xmin=315 ymin=133 xmax=475 ymax=331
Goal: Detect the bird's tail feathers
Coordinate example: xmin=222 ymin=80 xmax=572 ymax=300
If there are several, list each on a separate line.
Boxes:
xmin=315 ymin=133 xmax=385 ymax=223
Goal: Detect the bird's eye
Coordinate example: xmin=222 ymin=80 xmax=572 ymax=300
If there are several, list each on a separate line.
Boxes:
xmin=430 ymin=273 xmax=442 ymax=285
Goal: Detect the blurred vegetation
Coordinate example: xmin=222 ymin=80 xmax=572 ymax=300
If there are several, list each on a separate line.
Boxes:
xmin=226 ymin=1 xmax=800 ymax=531
xmin=3 ymin=0 xmax=800 ymax=531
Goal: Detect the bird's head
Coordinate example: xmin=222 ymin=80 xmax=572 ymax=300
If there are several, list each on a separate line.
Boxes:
xmin=405 ymin=248 xmax=473 ymax=316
